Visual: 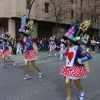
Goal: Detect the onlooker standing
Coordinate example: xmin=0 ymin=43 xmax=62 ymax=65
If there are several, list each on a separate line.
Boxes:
xmin=12 ymin=41 xmax=17 ymax=55
xmin=90 ymin=37 xmax=96 ymax=53
xmin=98 ymin=38 xmax=100 ymax=51
xmin=40 ymin=39 xmax=44 ymax=51
xmin=16 ymin=41 xmax=22 ymax=54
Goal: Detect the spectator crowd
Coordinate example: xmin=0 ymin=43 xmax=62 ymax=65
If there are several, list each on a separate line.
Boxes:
xmin=7 ymin=36 xmax=100 ymax=55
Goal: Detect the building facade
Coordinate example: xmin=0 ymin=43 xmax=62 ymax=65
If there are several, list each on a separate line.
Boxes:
xmin=0 ymin=0 xmax=100 ymax=38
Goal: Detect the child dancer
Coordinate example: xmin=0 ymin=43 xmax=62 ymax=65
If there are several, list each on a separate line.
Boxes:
xmin=59 ymin=38 xmax=66 ymax=60
xmin=60 ymin=20 xmax=92 ymax=100
xmin=0 ymin=40 xmax=3 ymax=59
xmin=19 ymin=19 xmax=43 ymax=80
xmin=1 ymin=32 xmax=16 ymax=68
xmin=48 ymin=36 xmax=57 ymax=56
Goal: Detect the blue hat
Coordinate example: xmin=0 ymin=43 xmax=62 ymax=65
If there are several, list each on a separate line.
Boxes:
xmin=64 ymin=20 xmax=91 ymax=43
xmin=1 ymin=32 xmax=7 ymax=40
xmin=50 ymin=36 xmax=55 ymax=40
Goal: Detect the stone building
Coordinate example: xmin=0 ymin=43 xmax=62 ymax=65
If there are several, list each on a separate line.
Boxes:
xmin=0 ymin=0 xmax=100 ymax=38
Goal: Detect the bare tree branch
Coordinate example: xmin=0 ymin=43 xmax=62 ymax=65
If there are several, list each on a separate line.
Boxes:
xmin=81 ymin=0 xmax=100 ymax=27
xmin=36 ymin=0 xmax=71 ymax=36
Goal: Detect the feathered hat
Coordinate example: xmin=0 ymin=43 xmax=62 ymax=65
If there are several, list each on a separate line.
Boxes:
xmin=81 ymin=34 xmax=89 ymax=44
xmin=1 ymin=32 xmax=8 ymax=40
xmin=19 ymin=20 xmax=34 ymax=36
xmin=1 ymin=31 xmax=11 ymax=40
xmin=50 ymin=36 xmax=55 ymax=41
xmin=63 ymin=19 xmax=91 ymax=43
xmin=7 ymin=31 xmax=11 ymax=39
xmin=60 ymin=38 xmax=65 ymax=43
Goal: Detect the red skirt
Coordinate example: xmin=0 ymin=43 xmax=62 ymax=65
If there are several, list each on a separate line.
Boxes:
xmin=60 ymin=65 xmax=87 ymax=80
xmin=24 ymin=50 xmax=37 ymax=61
xmin=59 ymin=49 xmax=66 ymax=54
xmin=2 ymin=50 xmax=11 ymax=57
xmin=50 ymin=46 xmax=55 ymax=50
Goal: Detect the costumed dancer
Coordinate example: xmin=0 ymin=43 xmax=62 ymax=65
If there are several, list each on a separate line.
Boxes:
xmin=48 ymin=36 xmax=57 ymax=56
xmin=1 ymin=32 xmax=16 ymax=68
xmin=60 ymin=20 xmax=92 ymax=100
xmin=0 ymin=40 xmax=3 ymax=59
xmin=19 ymin=19 xmax=43 ymax=80
xmin=59 ymin=38 xmax=66 ymax=60
xmin=90 ymin=37 xmax=96 ymax=53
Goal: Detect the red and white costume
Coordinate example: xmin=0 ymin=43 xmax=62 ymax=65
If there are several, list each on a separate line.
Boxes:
xmin=49 ymin=41 xmax=56 ymax=51
xmin=60 ymin=46 xmax=87 ymax=80
xmin=2 ymin=42 xmax=11 ymax=57
xmin=23 ymin=37 xmax=37 ymax=61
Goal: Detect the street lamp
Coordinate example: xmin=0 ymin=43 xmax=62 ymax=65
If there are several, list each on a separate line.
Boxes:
xmin=28 ymin=0 xmax=36 ymax=21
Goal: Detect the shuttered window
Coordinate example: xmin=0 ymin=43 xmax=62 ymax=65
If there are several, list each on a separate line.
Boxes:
xmin=27 ymin=0 xmax=32 ymax=9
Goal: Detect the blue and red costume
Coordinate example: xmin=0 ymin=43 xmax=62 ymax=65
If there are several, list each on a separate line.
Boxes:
xmin=23 ymin=37 xmax=37 ymax=61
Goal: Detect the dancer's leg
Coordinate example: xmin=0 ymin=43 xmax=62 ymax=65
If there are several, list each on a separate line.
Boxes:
xmin=66 ymin=77 xmax=72 ymax=100
xmin=74 ymin=79 xmax=83 ymax=92
xmin=31 ymin=60 xmax=41 ymax=72
xmin=24 ymin=60 xmax=30 ymax=77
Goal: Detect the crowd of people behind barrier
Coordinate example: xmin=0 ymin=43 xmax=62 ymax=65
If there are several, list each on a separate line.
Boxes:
xmin=8 ymin=37 xmax=62 ymax=55
xmin=8 ymin=36 xmax=100 ymax=55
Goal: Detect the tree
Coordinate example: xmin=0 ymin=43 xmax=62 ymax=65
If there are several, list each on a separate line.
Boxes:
xmin=37 ymin=0 xmax=71 ymax=36
xmin=78 ymin=0 xmax=100 ymax=37
xmin=80 ymin=0 xmax=100 ymax=27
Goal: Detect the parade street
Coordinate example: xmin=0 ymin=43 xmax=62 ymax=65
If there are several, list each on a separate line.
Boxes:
xmin=0 ymin=50 xmax=100 ymax=100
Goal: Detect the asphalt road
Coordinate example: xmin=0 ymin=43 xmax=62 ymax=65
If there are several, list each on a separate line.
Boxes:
xmin=0 ymin=51 xmax=100 ymax=100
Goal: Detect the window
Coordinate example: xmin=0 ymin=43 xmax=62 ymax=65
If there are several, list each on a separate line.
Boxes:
xmin=45 ymin=3 xmax=49 ymax=13
xmin=95 ymin=17 xmax=97 ymax=24
xmin=80 ymin=0 xmax=83 ymax=7
xmin=27 ymin=0 xmax=32 ymax=9
xmin=71 ymin=10 xmax=74 ymax=19
xmin=80 ymin=13 xmax=83 ymax=20
xmin=95 ymin=6 xmax=97 ymax=12
xmin=71 ymin=0 xmax=74 ymax=4
xmin=3 ymin=25 xmax=8 ymax=32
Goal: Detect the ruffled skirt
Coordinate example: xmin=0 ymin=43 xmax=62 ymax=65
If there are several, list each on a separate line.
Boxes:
xmin=60 ymin=65 xmax=87 ymax=80
xmin=24 ymin=50 xmax=37 ymax=61
xmin=50 ymin=46 xmax=55 ymax=50
xmin=2 ymin=50 xmax=12 ymax=57
xmin=59 ymin=49 xmax=66 ymax=54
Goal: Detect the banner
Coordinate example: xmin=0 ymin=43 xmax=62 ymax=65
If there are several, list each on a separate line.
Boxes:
xmin=21 ymin=14 xmax=26 ymax=25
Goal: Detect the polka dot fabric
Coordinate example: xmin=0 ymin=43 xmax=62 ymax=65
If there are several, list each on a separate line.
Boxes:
xmin=2 ymin=50 xmax=11 ymax=57
xmin=60 ymin=65 xmax=87 ymax=80
xmin=24 ymin=50 xmax=37 ymax=61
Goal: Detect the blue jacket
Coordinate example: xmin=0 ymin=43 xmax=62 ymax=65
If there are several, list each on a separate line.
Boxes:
xmin=3 ymin=42 xmax=9 ymax=51
xmin=24 ymin=38 xmax=33 ymax=52
xmin=74 ymin=46 xmax=84 ymax=66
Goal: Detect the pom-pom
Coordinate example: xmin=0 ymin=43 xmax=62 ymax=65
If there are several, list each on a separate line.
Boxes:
xmin=80 ymin=19 xmax=91 ymax=31
xmin=76 ymin=36 xmax=80 ymax=40
xmin=72 ymin=37 xmax=77 ymax=42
